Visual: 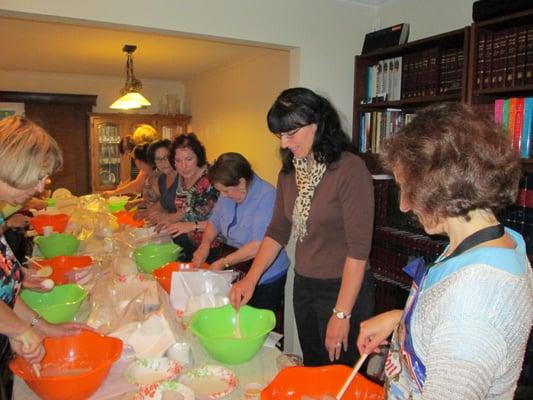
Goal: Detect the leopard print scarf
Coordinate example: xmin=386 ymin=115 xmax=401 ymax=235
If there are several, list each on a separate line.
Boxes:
xmin=292 ymin=156 xmax=327 ymax=242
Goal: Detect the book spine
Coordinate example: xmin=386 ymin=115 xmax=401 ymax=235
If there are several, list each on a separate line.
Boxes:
xmin=520 ymin=98 xmax=533 ymax=159
xmin=516 ymin=27 xmax=527 ymax=87
xmin=526 ymin=26 xmax=533 ymax=85
xmin=388 ymin=58 xmax=395 ymax=101
xmin=514 ymin=97 xmax=525 ymax=154
xmin=477 ymin=31 xmax=485 ymax=90
xmin=483 ymin=31 xmax=494 ymax=89
xmin=494 ymin=98 xmax=504 ymax=126
xmin=401 ymin=54 xmax=409 ymax=99
xmin=505 ymin=27 xmax=518 ymax=88
xmin=502 ymin=98 xmax=510 ymax=131
xmin=508 ymin=97 xmax=518 ymax=150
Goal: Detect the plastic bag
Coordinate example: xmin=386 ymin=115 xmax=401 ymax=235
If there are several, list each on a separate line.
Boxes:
xmin=169 ymin=270 xmax=240 ymax=316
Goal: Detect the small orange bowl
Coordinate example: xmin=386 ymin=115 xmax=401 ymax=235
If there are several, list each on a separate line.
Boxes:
xmin=261 ymin=365 xmax=384 ymax=400
xmin=113 ymin=210 xmax=144 ymax=228
xmin=31 ymin=214 xmax=70 ymax=235
xmin=36 ymin=255 xmax=93 ymax=285
xmin=153 ymin=261 xmax=209 ymax=293
xmin=9 ymin=330 xmax=123 ymax=400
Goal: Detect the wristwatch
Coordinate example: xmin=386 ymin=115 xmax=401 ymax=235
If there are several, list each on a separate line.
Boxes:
xmin=332 ymin=308 xmax=351 ymax=320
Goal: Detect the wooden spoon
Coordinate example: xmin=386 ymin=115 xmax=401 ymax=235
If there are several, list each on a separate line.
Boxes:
xmin=335 ymin=353 xmax=368 ymax=400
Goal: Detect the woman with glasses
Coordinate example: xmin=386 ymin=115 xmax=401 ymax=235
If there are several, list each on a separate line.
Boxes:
xmin=0 ymin=117 xmax=84 ymax=398
xmin=230 ymin=87 xmax=375 ymax=367
xmin=192 ymin=152 xmax=289 ymax=315
xmin=154 ymin=133 xmax=220 ymax=262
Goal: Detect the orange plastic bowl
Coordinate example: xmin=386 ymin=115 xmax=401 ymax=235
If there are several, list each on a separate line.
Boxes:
xmin=37 ymin=255 xmax=93 ymax=285
xmin=9 ymin=330 xmax=123 ymax=400
xmin=261 ymin=365 xmax=384 ymax=400
xmin=31 ymin=214 xmax=70 ymax=235
xmin=113 ymin=210 xmax=144 ymax=228
xmin=153 ymin=261 xmax=209 ymax=293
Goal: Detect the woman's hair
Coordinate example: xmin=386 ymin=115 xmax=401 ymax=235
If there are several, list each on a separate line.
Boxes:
xmin=380 ymin=102 xmax=521 ymax=221
xmin=119 ymin=135 xmax=135 ymax=155
xmin=0 ymin=116 xmax=63 ymax=189
xmin=147 ymin=139 xmax=172 ymax=166
xmin=208 ymin=152 xmax=254 ymax=187
xmin=133 ymin=143 xmax=150 ymax=164
xmin=170 ymin=133 xmax=207 ymax=167
xmin=132 ymin=124 xmax=158 ymax=145
xmin=267 ymin=87 xmax=352 ymax=172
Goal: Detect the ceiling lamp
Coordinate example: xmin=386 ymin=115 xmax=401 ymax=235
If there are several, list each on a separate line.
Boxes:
xmin=110 ymin=44 xmax=151 ymax=110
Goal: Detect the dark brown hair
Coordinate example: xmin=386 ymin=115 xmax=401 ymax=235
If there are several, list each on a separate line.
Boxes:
xmin=380 ymin=102 xmax=521 ymax=220
xmin=208 ymin=152 xmax=253 ymax=187
xmin=170 ymin=133 xmax=207 ymax=168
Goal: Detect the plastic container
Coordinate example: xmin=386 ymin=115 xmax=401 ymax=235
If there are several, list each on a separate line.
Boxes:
xmin=133 ymin=243 xmax=181 ymax=273
xmin=152 ymin=261 xmax=209 ymax=293
xmin=113 ymin=210 xmax=144 ymax=228
xmin=34 ymin=233 xmax=80 ymax=258
xmin=30 ymin=213 xmax=70 ymax=235
xmin=107 ymin=196 xmax=129 ymax=213
xmin=9 ymin=330 xmax=123 ymax=400
xmin=20 ymin=284 xmax=88 ymax=323
xmin=261 ymin=364 xmax=385 ymax=400
xmin=37 ymin=255 xmax=93 ymax=285
xmin=189 ymin=304 xmax=275 ymax=364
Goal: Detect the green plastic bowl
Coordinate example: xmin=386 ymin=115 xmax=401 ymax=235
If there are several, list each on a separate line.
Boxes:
xmin=107 ymin=198 xmax=128 ymax=213
xmin=189 ymin=304 xmax=275 ymax=364
xmin=34 ymin=233 xmax=80 ymax=258
xmin=20 ymin=284 xmax=88 ymax=324
xmin=133 ymin=243 xmax=181 ymax=273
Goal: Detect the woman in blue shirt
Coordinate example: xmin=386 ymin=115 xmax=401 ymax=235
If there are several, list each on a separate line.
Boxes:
xmin=192 ymin=152 xmax=289 ymax=313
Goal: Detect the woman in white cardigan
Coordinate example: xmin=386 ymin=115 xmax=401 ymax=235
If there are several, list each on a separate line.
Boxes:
xmin=357 ymin=103 xmax=533 ymax=399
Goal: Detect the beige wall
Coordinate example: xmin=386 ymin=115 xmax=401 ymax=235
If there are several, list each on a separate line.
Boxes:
xmin=186 ymin=50 xmax=290 ymax=185
xmin=0 ymin=0 xmax=376 ymax=134
xmin=0 ymin=69 xmax=185 ymax=114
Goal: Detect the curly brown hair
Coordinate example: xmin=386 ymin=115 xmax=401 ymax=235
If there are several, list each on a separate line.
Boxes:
xmin=380 ymin=102 xmax=521 ymax=221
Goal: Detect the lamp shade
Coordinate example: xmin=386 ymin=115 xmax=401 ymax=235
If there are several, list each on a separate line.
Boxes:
xmin=110 ymin=92 xmax=152 ymax=110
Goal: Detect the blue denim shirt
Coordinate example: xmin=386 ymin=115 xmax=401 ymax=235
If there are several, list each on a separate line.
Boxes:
xmin=209 ymin=175 xmax=289 ymax=285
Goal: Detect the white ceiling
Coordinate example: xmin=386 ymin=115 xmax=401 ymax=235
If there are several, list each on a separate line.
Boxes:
xmin=0 ymin=17 xmax=283 ymax=81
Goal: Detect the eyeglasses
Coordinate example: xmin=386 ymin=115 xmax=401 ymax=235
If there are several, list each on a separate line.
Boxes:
xmin=155 ymin=155 xmax=169 ymax=163
xmin=273 ymin=126 xmax=304 ymax=139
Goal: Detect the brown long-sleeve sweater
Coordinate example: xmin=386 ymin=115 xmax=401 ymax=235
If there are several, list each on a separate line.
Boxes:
xmin=266 ymin=152 xmax=374 ymax=279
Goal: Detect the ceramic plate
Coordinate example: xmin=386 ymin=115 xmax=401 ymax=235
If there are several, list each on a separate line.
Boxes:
xmin=178 ymin=365 xmax=237 ymax=399
xmin=125 ymin=357 xmax=183 ymax=385
xmin=134 ymin=381 xmax=195 ymax=400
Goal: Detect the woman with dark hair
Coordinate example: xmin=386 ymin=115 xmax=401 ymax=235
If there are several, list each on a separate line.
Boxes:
xmin=230 ymin=87 xmax=375 ymax=367
xmin=357 ymin=103 xmax=532 ymax=399
xmin=156 ymin=133 xmax=219 ymax=261
xmin=192 ymin=152 xmax=289 ymax=314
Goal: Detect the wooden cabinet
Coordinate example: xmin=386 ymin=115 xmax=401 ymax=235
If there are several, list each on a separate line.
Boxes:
xmin=89 ymin=113 xmax=190 ymax=192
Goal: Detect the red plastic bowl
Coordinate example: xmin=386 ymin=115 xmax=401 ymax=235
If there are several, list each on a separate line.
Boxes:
xmin=153 ymin=261 xmax=209 ymax=293
xmin=31 ymin=214 xmax=70 ymax=235
xmin=37 ymin=255 xmax=93 ymax=285
xmin=261 ymin=365 xmax=384 ymax=400
xmin=113 ymin=210 xmax=144 ymax=227
xmin=9 ymin=330 xmax=123 ymax=400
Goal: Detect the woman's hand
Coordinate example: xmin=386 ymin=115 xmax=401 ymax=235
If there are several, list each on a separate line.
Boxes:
xmin=162 ymin=222 xmax=194 ymax=238
xmin=9 ymin=328 xmax=45 ymax=364
xmin=356 ymin=309 xmax=403 ymax=355
xmin=192 ymin=244 xmax=209 ymax=268
xmin=35 ymin=321 xmax=86 ymax=338
xmin=325 ymin=315 xmax=351 ymax=362
xmin=208 ymin=258 xmax=226 ymax=271
xmin=229 ymin=275 xmax=257 ymax=310
xmin=22 ymin=267 xmax=54 ymax=292
xmin=6 ymin=213 xmax=30 ymax=229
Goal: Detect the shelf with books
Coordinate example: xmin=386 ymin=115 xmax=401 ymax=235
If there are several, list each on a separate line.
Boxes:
xmin=353 ymin=27 xmax=470 ymax=159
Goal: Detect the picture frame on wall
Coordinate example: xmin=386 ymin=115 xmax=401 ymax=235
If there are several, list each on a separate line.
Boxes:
xmin=0 ymin=102 xmax=25 ymax=119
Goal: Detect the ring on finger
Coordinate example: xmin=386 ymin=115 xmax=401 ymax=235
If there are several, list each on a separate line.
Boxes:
xmin=335 ymin=342 xmax=341 ymax=347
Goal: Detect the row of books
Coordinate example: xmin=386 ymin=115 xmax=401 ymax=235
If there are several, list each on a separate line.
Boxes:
xmin=493 ymin=97 xmax=533 ymax=158
xmin=358 ymin=110 xmax=414 ymax=153
xmin=476 ymin=25 xmax=533 ymax=90
xmin=365 ymin=57 xmax=402 ymax=102
xmin=363 ymin=47 xmax=464 ymax=103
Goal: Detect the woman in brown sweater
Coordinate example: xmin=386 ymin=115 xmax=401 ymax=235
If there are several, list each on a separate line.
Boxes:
xmin=230 ymin=87 xmax=375 ymax=366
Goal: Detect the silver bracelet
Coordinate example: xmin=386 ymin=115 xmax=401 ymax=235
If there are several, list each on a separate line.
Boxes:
xmin=30 ymin=314 xmax=42 ymax=327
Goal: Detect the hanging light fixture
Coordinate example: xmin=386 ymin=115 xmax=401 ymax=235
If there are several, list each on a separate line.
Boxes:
xmin=110 ymin=44 xmax=151 ymax=110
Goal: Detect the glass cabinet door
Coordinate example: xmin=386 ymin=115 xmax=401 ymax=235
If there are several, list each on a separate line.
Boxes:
xmin=96 ymin=122 xmax=121 ymax=188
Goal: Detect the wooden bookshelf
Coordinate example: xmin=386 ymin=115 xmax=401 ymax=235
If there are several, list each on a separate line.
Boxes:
xmin=353 ymin=27 xmax=470 ymax=159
